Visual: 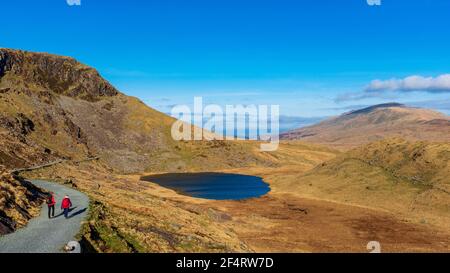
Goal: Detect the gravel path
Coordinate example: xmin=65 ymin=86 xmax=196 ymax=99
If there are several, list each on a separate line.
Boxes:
xmin=0 ymin=180 xmax=90 ymax=253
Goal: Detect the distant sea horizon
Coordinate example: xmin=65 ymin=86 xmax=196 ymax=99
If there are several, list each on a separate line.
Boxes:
xmin=166 ymin=113 xmax=327 ymax=139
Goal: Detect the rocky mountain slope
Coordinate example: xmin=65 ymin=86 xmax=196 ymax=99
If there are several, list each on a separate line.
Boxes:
xmin=281 ymin=103 xmax=450 ymax=149
xmin=0 ymin=48 xmax=283 ymax=239
xmin=0 ymin=165 xmax=43 ymax=235
xmin=0 ymin=48 xmax=274 ymax=173
xmin=0 ymin=48 xmax=118 ymax=101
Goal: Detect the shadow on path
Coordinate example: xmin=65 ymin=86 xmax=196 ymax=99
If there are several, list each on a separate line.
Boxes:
xmin=53 ymin=207 xmax=78 ymax=219
xmin=0 ymin=180 xmax=90 ymax=253
xmin=69 ymin=208 xmax=87 ymax=219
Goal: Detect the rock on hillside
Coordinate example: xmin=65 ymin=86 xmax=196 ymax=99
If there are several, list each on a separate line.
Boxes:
xmin=0 ymin=166 xmax=44 ymax=235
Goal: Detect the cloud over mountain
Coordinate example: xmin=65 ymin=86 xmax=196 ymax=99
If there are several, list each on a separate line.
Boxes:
xmin=366 ymin=74 xmax=450 ymax=93
xmin=337 ymin=74 xmax=450 ymax=101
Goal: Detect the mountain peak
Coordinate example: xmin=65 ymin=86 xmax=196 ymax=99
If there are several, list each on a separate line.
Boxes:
xmin=281 ymin=103 xmax=450 ymax=149
xmin=0 ymin=48 xmax=119 ymax=101
xmin=345 ymin=103 xmax=406 ymax=116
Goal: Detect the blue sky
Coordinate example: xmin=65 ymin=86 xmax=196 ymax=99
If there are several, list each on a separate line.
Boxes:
xmin=1 ymin=0 xmax=450 ymax=125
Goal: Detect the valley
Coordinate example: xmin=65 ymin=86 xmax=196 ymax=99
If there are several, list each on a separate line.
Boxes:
xmin=20 ymin=140 xmax=450 ymax=253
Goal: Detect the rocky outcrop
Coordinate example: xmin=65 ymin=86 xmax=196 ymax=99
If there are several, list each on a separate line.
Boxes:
xmin=0 ymin=166 xmax=44 ymax=235
xmin=0 ymin=48 xmax=118 ymax=101
xmin=0 ymin=113 xmax=35 ymax=136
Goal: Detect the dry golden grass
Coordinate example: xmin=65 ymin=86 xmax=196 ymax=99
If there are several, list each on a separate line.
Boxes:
xmin=22 ymin=139 xmax=450 ymax=252
xmin=272 ymin=139 xmax=450 ymax=230
xmin=21 ymin=141 xmax=337 ymax=252
xmin=24 ymin=161 xmax=253 ymax=253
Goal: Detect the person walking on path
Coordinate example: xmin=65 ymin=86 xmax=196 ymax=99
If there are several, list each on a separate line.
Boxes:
xmin=61 ymin=195 xmax=73 ymax=219
xmin=46 ymin=192 xmax=56 ymax=219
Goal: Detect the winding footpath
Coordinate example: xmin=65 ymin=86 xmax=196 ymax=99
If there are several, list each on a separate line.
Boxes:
xmin=0 ymin=180 xmax=89 ymax=253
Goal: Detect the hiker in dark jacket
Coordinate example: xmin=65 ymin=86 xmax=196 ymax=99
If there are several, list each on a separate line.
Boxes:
xmin=61 ymin=195 xmax=73 ymax=219
xmin=46 ymin=192 xmax=56 ymax=219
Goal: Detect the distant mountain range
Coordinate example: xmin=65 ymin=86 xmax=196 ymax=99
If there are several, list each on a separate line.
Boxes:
xmin=281 ymin=103 xmax=450 ymax=149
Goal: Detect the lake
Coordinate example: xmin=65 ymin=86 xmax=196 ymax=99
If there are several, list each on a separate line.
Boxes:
xmin=141 ymin=173 xmax=270 ymax=200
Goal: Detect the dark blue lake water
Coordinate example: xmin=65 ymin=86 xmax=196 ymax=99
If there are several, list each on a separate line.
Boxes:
xmin=141 ymin=173 xmax=270 ymax=200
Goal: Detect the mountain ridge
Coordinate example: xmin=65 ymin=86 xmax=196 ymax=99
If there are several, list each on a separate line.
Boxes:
xmin=344 ymin=103 xmax=406 ymax=116
xmin=281 ymin=103 xmax=450 ymax=149
xmin=0 ymin=48 xmax=276 ymax=173
xmin=0 ymin=48 xmax=118 ymax=102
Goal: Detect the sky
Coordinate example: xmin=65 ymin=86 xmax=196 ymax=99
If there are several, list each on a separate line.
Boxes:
xmin=1 ymin=0 xmax=450 ymax=128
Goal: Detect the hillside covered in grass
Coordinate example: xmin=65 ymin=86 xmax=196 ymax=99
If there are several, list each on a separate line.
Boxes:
xmin=0 ymin=48 xmax=276 ymax=173
xmin=281 ymin=103 xmax=450 ymax=149
xmin=278 ymin=138 xmax=450 ymax=228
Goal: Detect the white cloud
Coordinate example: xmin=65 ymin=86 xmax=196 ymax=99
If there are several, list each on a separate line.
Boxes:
xmin=365 ymin=74 xmax=450 ymax=93
xmin=336 ymin=74 xmax=450 ymax=102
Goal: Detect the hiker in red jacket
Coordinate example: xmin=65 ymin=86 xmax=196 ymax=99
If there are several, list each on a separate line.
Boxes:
xmin=61 ymin=195 xmax=73 ymax=219
xmin=46 ymin=192 xmax=56 ymax=219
